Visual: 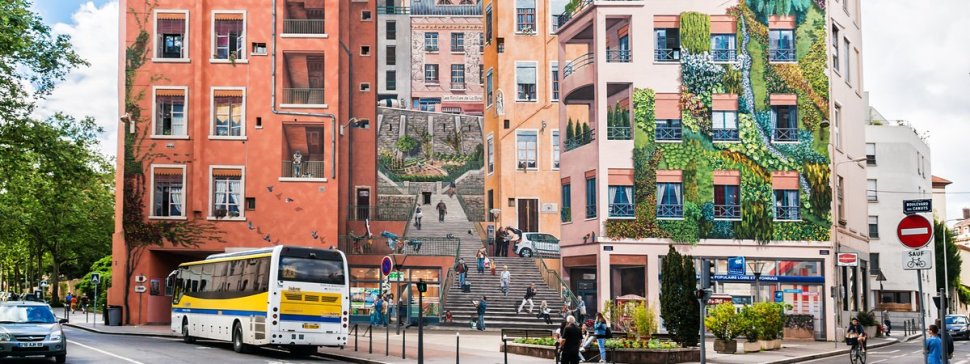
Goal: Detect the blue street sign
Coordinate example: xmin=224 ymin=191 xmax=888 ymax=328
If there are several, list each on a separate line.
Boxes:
xmin=711 ymin=274 xmax=824 ymax=284
xmin=783 ymin=288 xmax=803 ymax=294
xmin=727 ymin=256 xmax=746 ymax=275
xmin=774 ymin=291 xmax=784 ymax=303
xmin=381 ymin=256 xmax=394 ymax=276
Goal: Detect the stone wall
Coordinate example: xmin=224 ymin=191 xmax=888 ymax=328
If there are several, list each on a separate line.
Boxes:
xmin=377 ymin=107 xmax=483 ymax=158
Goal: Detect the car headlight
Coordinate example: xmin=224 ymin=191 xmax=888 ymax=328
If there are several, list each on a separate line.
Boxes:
xmin=49 ymin=331 xmax=62 ymax=341
xmin=0 ymin=333 xmax=11 ymax=342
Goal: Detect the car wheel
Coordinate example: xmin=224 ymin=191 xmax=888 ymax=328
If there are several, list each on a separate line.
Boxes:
xmin=55 ymin=354 xmax=66 ymax=364
xmin=520 ymin=248 xmax=533 ymax=258
xmin=233 ymin=322 xmax=250 ymax=354
xmin=182 ymin=320 xmax=196 ymax=344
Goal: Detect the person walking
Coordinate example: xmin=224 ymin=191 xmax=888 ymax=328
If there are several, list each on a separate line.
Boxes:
xmin=369 ymin=291 xmax=379 ymax=326
xmin=560 ymin=315 xmax=583 ymax=364
xmin=475 ymin=296 xmax=488 ymax=331
xmin=414 ymin=206 xmax=423 ymax=230
xmin=927 ymin=324 xmax=944 ymax=364
xmin=593 ymin=313 xmax=610 ymax=362
xmin=517 ymin=283 xmax=537 ymax=314
xmin=576 ymin=296 xmax=588 ymax=324
xmin=64 ymin=292 xmax=73 ymax=318
xmin=436 ymin=200 xmax=447 ymax=222
xmin=500 ymin=228 xmax=511 ymax=257
xmin=397 ymin=298 xmax=407 ymax=327
xmin=79 ymin=295 xmax=89 ymax=314
xmin=500 ymin=266 xmax=511 ymax=297
xmin=384 ymin=294 xmax=394 ymax=326
xmin=374 ymin=294 xmax=384 ymax=326
xmin=537 ymin=300 xmax=553 ymax=324
xmin=455 ymin=258 xmax=468 ymax=288
xmin=935 ymin=319 xmax=954 ymax=360
xmin=494 ymin=227 xmax=505 ymax=256
xmin=476 ymin=247 xmax=487 ymax=274
xmin=884 ymin=317 xmax=892 ymax=336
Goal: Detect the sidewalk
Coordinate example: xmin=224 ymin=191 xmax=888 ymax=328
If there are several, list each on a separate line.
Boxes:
xmin=320 ymin=328 xmax=548 ymax=364
xmin=699 ymin=333 xmax=922 ymax=364
xmin=59 ymin=310 xmax=174 ymax=337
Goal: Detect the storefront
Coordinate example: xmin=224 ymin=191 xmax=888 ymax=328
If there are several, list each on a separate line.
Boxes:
xmin=349 ymin=266 xmax=442 ymax=324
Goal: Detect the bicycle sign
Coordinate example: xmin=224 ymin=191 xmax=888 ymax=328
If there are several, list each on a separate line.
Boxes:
xmin=902 ymin=248 xmax=933 ymax=270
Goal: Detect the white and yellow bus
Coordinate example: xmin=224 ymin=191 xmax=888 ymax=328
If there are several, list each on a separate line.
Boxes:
xmin=167 ymin=246 xmax=349 ymax=355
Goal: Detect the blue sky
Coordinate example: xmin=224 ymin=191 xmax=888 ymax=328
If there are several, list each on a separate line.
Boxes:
xmin=33 ymin=0 xmax=112 ymax=25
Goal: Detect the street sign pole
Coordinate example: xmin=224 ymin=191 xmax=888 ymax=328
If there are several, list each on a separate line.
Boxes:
xmin=918 ymin=269 xmax=928 ymax=364
xmin=93 ymin=283 xmax=97 ymax=328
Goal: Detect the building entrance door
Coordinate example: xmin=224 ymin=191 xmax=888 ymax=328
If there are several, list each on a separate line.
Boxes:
xmin=517 ymin=199 xmax=538 ymax=232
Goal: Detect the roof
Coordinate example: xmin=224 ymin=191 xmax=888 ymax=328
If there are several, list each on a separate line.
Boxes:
xmin=933 ymin=175 xmax=953 ymax=187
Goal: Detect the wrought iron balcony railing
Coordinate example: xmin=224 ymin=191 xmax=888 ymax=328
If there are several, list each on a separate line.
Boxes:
xmin=562 ymin=53 xmax=594 ymax=79
xmin=655 ymin=125 xmax=682 ymax=141
xmin=657 ymin=204 xmax=684 ymax=218
xmin=655 ymin=48 xmax=680 ymax=62
xmin=769 ymin=48 xmax=795 ymax=62
xmin=607 ymin=126 xmax=631 ymax=140
xmin=606 ymin=49 xmax=632 ymax=63
xmin=283 ymin=19 xmax=325 ymax=35
xmin=564 ymin=129 xmax=595 ymax=151
xmin=282 ymin=88 xmax=325 ymax=105
xmin=281 ymin=160 xmax=325 ymax=179
xmin=609 ymin=203 xmax=634 ymax=218
xmin=714 ymin=204 xmax=741 ymax=219
xmin=377 ymin=6 xmax=410 ymax=15
xmin=712 ymin=49 xmax=737 ymax=62
xmin=585 ymin=204 xmax=597 ymax=219
xmin=712 ymin=128 xmax=740 ymax=142
xmin=773 ymin=127 xmax=799 ymax=142
xmin=775 ymin=206 xmax=800 ymax=221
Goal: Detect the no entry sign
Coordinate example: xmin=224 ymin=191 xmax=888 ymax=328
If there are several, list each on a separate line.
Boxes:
xmin=897 ymin=214 xmax=934 ymax=249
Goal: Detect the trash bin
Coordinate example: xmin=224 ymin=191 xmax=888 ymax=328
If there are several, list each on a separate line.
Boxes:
xmin=107 ymin=306 xmax=123 ymax=326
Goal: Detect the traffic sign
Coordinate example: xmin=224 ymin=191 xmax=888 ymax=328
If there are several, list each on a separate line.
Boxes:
xmin=134 ymin=285 xmax=147 ymax=293
xmin=903 ymin=248 xmax=933 ymax=270
xmin=387 ymin=271 xmax=403 ymax=282
xmin=903 ymin=199 xmax=932 ymax=215
xmin=727 ymin=256 xmax=746 ymax=275
xmin=90 ymin=273 xmax=101 ymax=285
xmin=897 ymin=214 xmax=934 ymax=249
xmin=380 ymin=255 xmax=394 ymax=276
xmin=836 ymin=253 xmax=858 ymax=267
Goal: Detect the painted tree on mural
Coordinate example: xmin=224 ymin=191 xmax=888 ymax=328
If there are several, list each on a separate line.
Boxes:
xmin=660 ymin=245 xmax=700 ymax=346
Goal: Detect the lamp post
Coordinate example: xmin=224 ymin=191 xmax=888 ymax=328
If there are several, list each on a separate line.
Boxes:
xmin=749 ymin=261 xmax=766 ymax=302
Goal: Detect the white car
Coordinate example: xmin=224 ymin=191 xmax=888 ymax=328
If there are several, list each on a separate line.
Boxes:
xmin=514 ymin=233 xmax=560 ymax=257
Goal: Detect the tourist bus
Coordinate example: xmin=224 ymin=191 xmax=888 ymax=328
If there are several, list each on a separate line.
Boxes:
xmin=168 ymin=246 xmax=349 ymax=355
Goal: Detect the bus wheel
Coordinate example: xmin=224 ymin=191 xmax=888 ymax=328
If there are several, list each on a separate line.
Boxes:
xmin=232 ymin=322 xmax=251 ymax=354
xmin=289 ymin=345 xmax=318 ymax=357
xmin=182 ymin=320 xmax=196 ymax=344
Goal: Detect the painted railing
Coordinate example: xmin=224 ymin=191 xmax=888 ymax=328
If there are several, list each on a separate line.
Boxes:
xmin=712 ymin=128 xmax=740 ymax=142
xmin=657 ymin=204 xmax=684 ymax=218
xmin=654 ymin=48 xmax=680 ymax=62
xmin=562 ymin=53 xmax=594 ymax=79
xmin=606 ymin=49 xmax=632 ymax=63
xmin=607 ymin=126 xmax=631 ymax=140
xmin=281 ymin=160 xmax=325 ymax=178
xmin=282 ymin=88 xmax=325 ymax=105
xmin=775 ymin=206 xmax=800 ymax=221
xmin=283 ymin=19 xmax=325 ymax=35
xmin=714 ymin=204 xmax=741 ymax=219
xmin=773 ymin=127 xmax=799 ymax=142
xmin=564 ymin=129 xmax=595 ymax=151
xmin=712 ymin=49 xmax=737 ymax=62
xmin=655 ymin=125 xmax=682 ymax=141
xmin=609 ymin=203 xmax=634 ymax=218
xmin=769 ymin=48 xmax=795 ymax=62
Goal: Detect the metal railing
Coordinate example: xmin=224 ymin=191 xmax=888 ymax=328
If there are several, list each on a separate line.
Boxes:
xmin=656 ymin=204 xmax=684 ymax=218
xmin=607 ymin=126 xmax=631 ymax=140
xmin=606 ymin=49 xmax=631 ymax=63
xmin=377 ymin=6 xmax=410 ymax=14
xmin=564 ymin=129 xmax=595 ymax=151
xmin=775 ymin=206 xmax=800 ymax=221
xmin=347 ymin=204 xmax=414 ymax=221
xmin=450 ymin=81 xmax=465 ymax=90
xmin=424 ymin=45 xmax=439 ymax=52
xmin=561 ymin=206 xmax=572 ymax=223
xmin=410 ymin=3 xmax=482 ymax=16
xmin=711 ymin=49 xmax=737 ymax=62
xmin=533 ymin=257 xmax=581 ymax=310
xmin=555 ymin=0 xmax=592 ymax=29
xmin=609 ymin=203 xmax=634 ymax=218
xmin=339 ymin=236 xmax=461 ymax=257
xmin=773 ymin=127 xmax=799 ymax=142
xmin=655 ymin=125 xmax=682 ymax=141
xmin=712 ymin=128 xmax=740 ymax=141
xmin=769 ymin=48 xmax=795 ymax=62
xmin=283 ymin=19 xmax=325 ymax=35
xmin=585 ymin=205 xmax=597 ymax=219
xmin=714 ymin=204 xmax=741 ymax=219
xmin=655 ymin=48 xmax=680 ymax=62
xmin=562 ymin=53 xmax=594 ymax=79
xmin=282 ymin=88 xmax=325 ymax=105
xmin=440 ymin=267 xmax=455 ymax=313
xmin=281 ymin=160 xmax=325 ymax=178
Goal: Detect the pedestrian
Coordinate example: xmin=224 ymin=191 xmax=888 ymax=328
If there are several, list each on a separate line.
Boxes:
xmin=475 ymin=296 xmax=488 ymax=331
xmin=80 ymin=295 xmax=89 ymax=314
xmin=71 ymin=295 xmax=78 ymax=314
xmin=506 ymin=227 xmax=522 ymax=257
xmin=476 ymin=247 xmax=487 ymax=274
xmin=561 ymin=301 xmax=572 ymax=319
xmin=576 ymin=296 xmax=587 ymax=324
xmin=369 ymin=291 xmax=379 ymax=325
xmin=64 ymin=292 xmax=73 ymax=317
xmin=385 ymin=294 xmax=394 ymax=326
xmin=490 ymin=259 xmax=497 ymax=275
xmin=494 ymin=227 xmax=505 ymax=256
xmin=414 ymin=206 xmax=423 ymax=230
xmin=517 ymin=283 xmax=537 ymax=314
xmin=500 ymin=266 xmax=511 ymax=297
xmin=560 ymin=315 xmax=583 ymax=364
xmin=935 ymin=319 xmax=954 ymax=360
xmin=500 ymin=228 xmax=511 ymax=257
xmin=436 ymin=200 xmax=447 ymax=222
xmin=926 ymin=324 xmax=944 ymax=364
xmin=455 ymin=258 xmax=468 ymax=288
xmin=374 ymin=293 xmax=384 ymax=326
xmin=397 ymin=298 xmax=407 ymax=327
xmin=884 ymin=317 xmax=892 ymax=336
xmin=593 ymin=313 xmax=609 ymax=362
xmin=537 ymin=300 xmax=553 ymax=324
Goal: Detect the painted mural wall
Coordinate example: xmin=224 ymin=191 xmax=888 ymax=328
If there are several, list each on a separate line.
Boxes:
xmin=605 ymin=1 xmax=832 ymax=243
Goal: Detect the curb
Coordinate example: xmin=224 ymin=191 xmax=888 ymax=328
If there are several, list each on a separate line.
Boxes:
xmin=314 ymin=351 xmax=389 ymax=364
xmin=760 ymin=333 xmax=922 ymax=364
xmin=64 ymin=323 xmax=176 ymax=339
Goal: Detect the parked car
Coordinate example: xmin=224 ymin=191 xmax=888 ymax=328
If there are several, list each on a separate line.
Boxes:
xmin=946 ymin=314 xmax=970 ymax=340
xmin=0 ymin=301 xmax=68 ymax=363
xmin=514 ymin=233 xmax=560 ymax=257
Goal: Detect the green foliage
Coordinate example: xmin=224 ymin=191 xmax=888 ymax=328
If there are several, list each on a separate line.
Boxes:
xmin=855 ymin=310 xmax=877 ymax=327
xmin=935 ymin=220 xmax=961 ymax=295
xmin=632 ymin=301 xmax=658 ymax=341
xmin=722 ymin=64 xmax=744 ymax=96
xmin=659 ymin=202 xmax=702 ymax=243
xmin=752 ymin=302 xmax=785 ymax=340
xmin=566 ymin=118 xmax=575 ymax=141
xmin=396 ymin=135 xmax=418 ymax=155
xmin=705 ymin=302 xmax=740 ymax=341
xmin=633 ymin=88 xmax=656 ymax=147
xmin=679 ymin=12 xmax=711 ymax=54
xmin=74 ymin=256 xmax=111 ymax=310
xmin=602 ymin=338 xmax=679 ymax=350
xmin=737 ymin=305 xmax=761 ymax=342
xmin=659 ymin=246 xmax=700 ymax=347
xmin=747 ymin=0 xmax=812 ymax=21
xmin=581 ymin=122 xmax=591 ymax=141
xmin=958 ymin=280 xmax=970 ymax=306
xmin=513 ymin=337 xmax=557 ymax=346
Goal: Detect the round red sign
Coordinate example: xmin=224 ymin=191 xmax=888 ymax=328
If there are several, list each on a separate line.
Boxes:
xmin=896 ymin=214 xmax=934 ymax=249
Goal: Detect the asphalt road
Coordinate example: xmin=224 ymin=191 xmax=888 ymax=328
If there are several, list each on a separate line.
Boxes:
xmin=806 ymin=336 xmax=970 ymax=364
xmin=0 ymin=327 xmax=347 ymax=364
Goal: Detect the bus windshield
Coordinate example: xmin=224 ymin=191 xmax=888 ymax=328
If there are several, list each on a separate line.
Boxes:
xmin=279 ymin=256 xmax=345 ymax=285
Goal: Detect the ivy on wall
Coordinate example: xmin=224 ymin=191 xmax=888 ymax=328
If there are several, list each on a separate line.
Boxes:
xmin=679 ymin=12 xmax=711 ymax=54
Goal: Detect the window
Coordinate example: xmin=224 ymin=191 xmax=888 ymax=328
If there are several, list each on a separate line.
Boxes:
xmin=416 ymin=98 xmax=439 ymax=112
xmin=282 ymin=125 xmax=325 ymax=179
xmin=479 ymin=64 xmax=484 ymax=85
xmin=878 ymin=291 xmax=911 ymax=305
xmin=773 ymin=189 xmax=799 ymax=220
xmin=386 ymin=20 xmax=396 ymax=40
xmin=424 ymin=64 xmax=439 ymax=83
xmin=608 ymin=186 xmax=634 ymax=218
xmin=866 ymin=143 xmax=876 ymax=165
xmin=386 ymin=70 xmax=396 ymax=90
xmin=212 ymin=89 xmax=244 ymax=137
xmin=487 ymin=135 xmax=494 ymax=173
xmin=486 ymin=69 xmax=494 ymax=106
xmin=551 ymin=130 xmax=560 ymax=169
xmin=516 ymin=63 xmax=537 ymax=101
xmin=155 ymin=12 xmax=188 ymax=59
xmin=834 ymin=104 xmax=842 ymax=149
xmin=712 ymin=111 xmax=738 ymax=141
xmin=210 ymin=168 xmax=243 ymax=218
xmin=714 ymin=184 xmax=740 ymax=219
xmin=837 ymin=176 xmax=845 ymax=223
xmin=212 ymin=12 xmax=245 ymax=61
xmin=710 ymin=34 xmax=736 ymax=62
xmin=551 ymin=62 xmax=560 ymax=101
xmin=516 ymin=0 xmax=536 ymax=33
xmin=771 ymin=105 xmax=798 ymax=142
xmin=831 ymin=26 xmax=840 ymax=73
xmin=154 ymin=88 xmax=187 ymax=137
xmin=768 ymin=30 xmax=794 ymax=62
xmin=869 ymin=216 xmax=879 ymax=238
xmin=485 ymin=5 xmax=493 ymax=43
xmin=479 ymin=33 xmax=484 ymax=53
xmin=657 ymin=182 xmax=683 ymax=218
xmin=451 ymin=32 xmax=465 ymax=52
xmin=487 ymin=189 xmax=494 ymax=222
xmin=869 ymin=253 xmax=881 ymax=274
xmin=516 ymin=130 xmax=538 ymax=169
xmin=152 ymin=166 xmax=185 ymax=218
xmin=360 ymin=46 xmax=371 ymax=56
xmin=450 ymin=64 xmax=465 ymax=90
xmin=561 ymin=183 xmax=571 ymax=223
xmin=844 ymin=38 xmax=851 ymax=85
xmin=585 ymin=178 xmax=596 ymax=218
xmin=251 ymin=42 xmax=267 ymax=55
xmin=386 ymin=46 xmax=396 ymax=65
xmin=424 ymin=32 xmax=439 ymax=52
xmin=654 ymin=28 xmax=680 ymax=61
xmin=867 ymin=179 xmax=877 ymax=201
xmin=361 ymin=10 xmax=372 ymax=21
xmin=655 ymin=119 xmax=682 ymax=141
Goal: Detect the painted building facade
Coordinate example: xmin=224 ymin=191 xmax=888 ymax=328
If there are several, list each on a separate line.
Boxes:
xmin=554 ymin=0 xmax=868 ymax=340
xmin=111 ymin=0 xmax=377 ymax=325
xmin=377 ymin=0 xmax=413 ymax=107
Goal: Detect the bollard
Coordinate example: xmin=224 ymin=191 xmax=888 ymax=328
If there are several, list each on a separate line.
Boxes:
xmin=354 ymin=324 xmax=359 ymax=352
xmin=402 ymin=325 xmax=407 ymax=359
xmin=503 ymin=335 xmax=508 ymax=364
xmin=369 ymin=325 xmax=373 ymax=354
xmin=456 ymin=332 xmax=460 ymax=364
xmin=386 ymin=323 xmax=389 ymax=356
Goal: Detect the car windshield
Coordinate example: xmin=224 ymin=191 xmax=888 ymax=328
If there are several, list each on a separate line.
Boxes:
xmin=946 ymin=316 xmax=968 ymax=325
xmin=0 ymin=306 xmax=56 ymax=323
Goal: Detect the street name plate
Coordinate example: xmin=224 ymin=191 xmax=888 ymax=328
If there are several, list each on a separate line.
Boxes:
xmin=903 ymin=199 xmax=932 ymax=215
xmin=902 ymin=248 xmax=933 ymax=270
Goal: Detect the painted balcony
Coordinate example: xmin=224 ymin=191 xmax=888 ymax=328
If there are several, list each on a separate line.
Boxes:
xmin=281 ymin=160 xmax=325 ymax=179
xmin=656 ymin=204 xmax=683 ymax=219
xmin=714 ymin=204 xmax=741 ymax=219
xmin=282 ymin=1 xmax=325 ymax=36
xmin=609 ymin=203 xmax=634 ymax=218
xmin=555 ymin=0 xmax=644 ymax=34
xmin=560 ymin=53 xmax=595 ymax=105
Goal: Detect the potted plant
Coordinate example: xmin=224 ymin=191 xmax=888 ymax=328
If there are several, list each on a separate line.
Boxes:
xmin=857 ymin=310 xmax=878 ymax=337
xmin=738 ymin=305 xmax=761 ymax=353
xmin=706 ymin=302 xmax=739 ymax=354
xmin=754 ymin=303 xmax=784 ymax=350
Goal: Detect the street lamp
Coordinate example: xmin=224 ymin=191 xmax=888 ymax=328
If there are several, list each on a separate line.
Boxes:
xmin=749 ymin=261 xmax=766 ymax=303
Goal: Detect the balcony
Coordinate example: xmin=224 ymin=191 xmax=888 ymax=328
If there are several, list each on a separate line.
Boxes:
xmin=655 ymin=48 xmax=680 ymax=62
xmin=714 ymin=204 xmax=741 ymax=219
xmin=377 ymin=6 xmax=410 ymax=15
xmin=773 ymin=127 xmax=798 ymax=142
xmin=609 ymin=203 xmax=634 ymax=218
xmin=282 ymin=2 xmax=325 ymax=36
xmin=712 ymin=128 xmax=740 ymax=142
xmin=655 ymin=125 xmax=682 ymax=141
xmin=607 ymin=126 xmax=631 ymax=140
xmin=451 ymin=81 xmax=466 ymax=90
xmin=283 ymin=88 xmax=325 ymax=105
xmin=606 ymin=49 xmax=631 ymax=63
xmin=281 ymin=160 xmax=325 ymax=179
xmin=775 ymin=206 xmax=800 ymax=221
xmin=283 ymin=19 xmax=325 ymax=35
xmin=585 ymin=205 xmax=597 ymax=219
xmin=657 ymin=204 xmax=684 ymax=218
xmin=712 ymin=49 xmax=737 ymax=62
xmin=769 ymin=48 xmax=795 ymax=62
xmin=565 ymin=129 xmax=595 ymax=151
xmin=562 ymin=53 xmax=594 ymax=79
xmin=410 ymin=2 xmax=482 ymax=16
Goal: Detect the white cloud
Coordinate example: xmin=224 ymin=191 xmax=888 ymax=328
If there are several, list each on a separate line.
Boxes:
xmin=34 ymin=1 xmax=120 ymax=159
xmin=862 ymin=0 xmax=970 ymax=221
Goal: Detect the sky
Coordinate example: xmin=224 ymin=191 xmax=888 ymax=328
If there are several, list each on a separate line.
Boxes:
xmin=32 ymin=0 xmax=970 ymax=220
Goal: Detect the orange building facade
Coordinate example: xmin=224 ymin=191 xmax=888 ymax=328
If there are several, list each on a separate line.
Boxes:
xmin=111 ymin=0 xmax=376 ymax=325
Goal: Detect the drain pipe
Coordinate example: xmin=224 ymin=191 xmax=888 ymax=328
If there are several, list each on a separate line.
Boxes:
xmin=271 ymin=0 xmax=338 ymax=179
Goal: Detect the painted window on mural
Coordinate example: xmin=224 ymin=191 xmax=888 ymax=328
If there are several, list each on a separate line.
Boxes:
xmin=608 ymin=186 xmax=634 ymax=218
xmin=561 ymin=183 xmax=571 ymax=223
xmin=551 ymin=130 xmax=560 ymax=169
xmin=655 ymin=119 xmax=682 ymax=141
xmin=656 ymin=182 xmax=683 ymax=218
xmin=516 ymin=130 xmax=538 ymax=169
xmin=213 ymin=93 xmax=243 ymax=137
xmin=769 ymin=30 xmax=794 ymax=62
xmin=212 ymin=173 xmax=242 ymax=218
xmin=710 ymin=34 xmax=736 ymax=62
xmin=713 ymin=184 xmax=740 ymax=219
xmin=487 ymin=136 xmax=494 ymax=173
xmin=155 ymin=91 xmax=186 ymax=136
xmin=712 ymin=111 xmax=738 ymax=141
xmin=516 ymin=63 xmax=537 ymax=101
xmin=153 ymin=172 xmax=184 ymax=217
xmin=213 ymin=14 xmax=244 ymax=60
xmin=773 ymin=190 xmax=799 ymax=221
xmin=516 ymin=0 xmax=536 ymax=33
xmin=585 ymin=178 xmax=596 ymax=218
xmin=424 ymin=64 xmax=439 ymax=83
xmin=551 ymin=62 xmax=560 ymax=101
xmin=451 ymin=32 xmax=464 ymax=52
xmin=424 ymin=32 xmax=439 ymax=52
xmin=770 ymin=105 xmax=798 ymax=142
xmin=156 ymin=13 xmax=187 ymax=59
xmin=654 ymin=28 xmax=680 ymax=61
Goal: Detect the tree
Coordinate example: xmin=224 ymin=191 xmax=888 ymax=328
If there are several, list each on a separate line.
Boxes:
xmin=0 ymin=0 xmax=87 ymax=120
xmin=566 ymin=118 xmax=575 ymax=142
xmin=75 ymin=256 xmax=112 ymax=310
xmin=659 ymin=245 xmax=700 ymax=346
xmin=581 ymin=122 xmax=591 ymax=143
xmin=934 ymin=220 xmax=961 ymax=301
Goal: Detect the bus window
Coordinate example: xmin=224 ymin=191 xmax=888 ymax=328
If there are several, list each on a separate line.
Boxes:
xmin=278 ymin=256 xmax=346 ymax=285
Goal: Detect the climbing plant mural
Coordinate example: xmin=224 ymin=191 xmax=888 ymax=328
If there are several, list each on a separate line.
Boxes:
xmin=605 ymin=1 xmax=830 ymax=244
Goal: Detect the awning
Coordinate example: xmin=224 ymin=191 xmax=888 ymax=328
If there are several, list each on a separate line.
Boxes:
xmin=156 ymin=12 xmax=186 ymax=20
xmin=214 ymin=13 xmax=243 ymax=21
xmin=213 ymin=89 xmax=244 ymax=97
xmin=156 ymin=88 xmax=185 ymax=97
xmin=212 ymin=168 xmax=243 ymax=177
xmin=154 ymin=167 xmax=184 ymax=176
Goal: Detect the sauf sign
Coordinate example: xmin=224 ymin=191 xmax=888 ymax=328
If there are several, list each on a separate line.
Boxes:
xmin=902 ymin=248 xmax=933 ymax=271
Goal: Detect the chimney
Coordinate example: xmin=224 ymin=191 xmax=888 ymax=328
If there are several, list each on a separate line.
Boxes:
xmin=964 ymin=208 xmax=970 ymax=220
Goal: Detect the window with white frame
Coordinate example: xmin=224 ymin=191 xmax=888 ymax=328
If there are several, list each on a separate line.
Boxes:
xmin=152 ymin=166 xmax=185 ymax=217
xmin=867 ymin=179 xmax=877 ymax=201
xmin=486 ymin=69 xmax=494 ymax=106
xmin=866 ymin=143 xmax=876 ymax=165
xmin=450 ymin=64 xmax=465 ymax=89
xmin=154 ymin=88 xmax=187 ymax=137
xmin=608 ymin=185 xmax=634 ymax=218
xmin=831 ymin=26 xmax=840 ymax=73
xmin=516 ymin=62 xmax=537 ymax=101
xmin=844 ymin=38 xmax=851 ymax=85
xmin=516 ymin=0 xmax=536 ymax=33
xmin=711 ymin=111 xmax=738 ymax=141
xmin=516 ymin=130 xmax=537 ymax=169
xmin=213 ymin=12 xmax=245 ymax=60
xmin=551 ymin=130 xmax=560 ymax=169
xmin=551 ymin=62 xmax=560 ymax=101
xmin=710 ymin=34 xmax=736 ymax=62
xmin=156 ymin=11 xmax=188 ymax=59
xmin=487 ymin=135 xmax=494 ymax=173
xmin=451 ymin=32 xmax=464 ymax=52
xmin=424 ymin=32 xmax=439 ymax=52
xmin=424 ymin=64 xmax=439 ymax=83
xmin=211 ymin=168 xmax=243 ymax=218
xmin=834 ymin=104 xmax=842 ymax=149
xmin=773 ymin=189 xmax=799 ymax=220
xmin=212 ymin=89 xmax=244 ymax=137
